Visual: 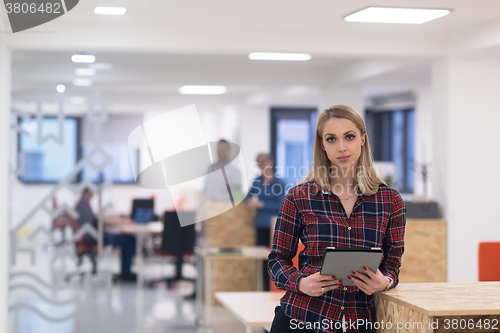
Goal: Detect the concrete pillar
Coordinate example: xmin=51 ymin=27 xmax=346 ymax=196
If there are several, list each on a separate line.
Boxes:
xmin=432 ymin=57 xmax=500 ymax=282
xmin=0 ymin=39 xmax=11 ymax=332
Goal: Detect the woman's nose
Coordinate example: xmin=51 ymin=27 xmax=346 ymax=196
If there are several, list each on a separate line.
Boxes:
xmin=338 ymin=140 xmax=347 ymax=152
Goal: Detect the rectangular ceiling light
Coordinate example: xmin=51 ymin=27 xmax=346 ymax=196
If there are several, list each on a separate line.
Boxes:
xmin=248 ymin=52 xmax=311 ymax=61
xmin=71 ymin=54 xmax=96 ymax=63
xmin=344 ymin=7 xmax=451 ymax=24
xmin=75 ymin=68 xmax=96 ymax=76
xmin=89 ymin=63 xmax=113 ymax=71
xmin=73 ymin=78 xmax=93 ymax=86
xmin=94 ymin=7 xmax=126 ymax=15
xmin=179 ymin=85 xmax=227 ymax=95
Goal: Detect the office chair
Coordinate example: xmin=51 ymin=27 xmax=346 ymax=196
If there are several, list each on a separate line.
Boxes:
xmin=150 ymin=211 xmax=196 ymax=288
xmin=66 ymin=218 xmax=98 ymax=275
xmin=478 ymin=241 xmax=500 ymax=281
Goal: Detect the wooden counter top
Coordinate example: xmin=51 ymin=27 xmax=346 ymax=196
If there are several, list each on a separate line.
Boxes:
xmin=376 ymin=282 xmax=500 ymax=316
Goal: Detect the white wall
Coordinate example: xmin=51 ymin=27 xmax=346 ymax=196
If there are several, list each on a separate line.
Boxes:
xmin=239 ymin=105 xmax=272 ymax=186
xmin=413 ymin=88 xmax=434 ymax=200
xmin=0 ymin=39 xmax=10 ymax=333
xmin=432 ymin=57 xmax=500 ymax=282
xmin=322 ymin=86 xmax=365 ymax=119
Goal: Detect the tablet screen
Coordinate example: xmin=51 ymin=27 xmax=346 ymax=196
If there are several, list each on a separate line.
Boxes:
xmin=320 ymin=247 xmax=383 ymax=286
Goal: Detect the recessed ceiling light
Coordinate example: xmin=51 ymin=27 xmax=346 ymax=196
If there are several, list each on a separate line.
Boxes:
xmin=344 ymin=7 xmax=451 ymax=24
xmin=248 ymin=52 xmax=311 ymax=61
xmin=73 ymin=78 xmax=92 ymax=86
xmin=75 ymin=68 xmax=96 ymax=76
xmin=88 ymin=63 xmax=113 ymax=71
xmin=71 ymin=54 xmax=96 ymax=63
xmin=94 ymin=7 xmax=126 ymax=15
xmin=179 ymin=85 xmax=227 ymax=95
xmin=69 ymin=97 xmax=87 ymax=105
xmin=56 ymin=84 xmax=66 ymax=93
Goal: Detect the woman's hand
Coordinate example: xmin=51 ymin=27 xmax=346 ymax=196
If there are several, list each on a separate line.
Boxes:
xmin=298 ymin=272 xmax=342 ymax=297
xmin=348 ymin=268 xmax=390 ymax=295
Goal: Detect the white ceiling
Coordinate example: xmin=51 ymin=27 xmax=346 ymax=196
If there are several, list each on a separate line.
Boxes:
xmin=3 ymin=0 xmax=500 ymax=113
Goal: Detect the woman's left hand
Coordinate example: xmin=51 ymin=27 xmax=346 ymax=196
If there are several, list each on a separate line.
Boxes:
xmin=348 ymin=268 xmax=389 ymax=295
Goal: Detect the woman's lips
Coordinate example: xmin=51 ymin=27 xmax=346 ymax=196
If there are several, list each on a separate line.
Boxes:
xmin=337 ymin=156 xmax=350 ymax=162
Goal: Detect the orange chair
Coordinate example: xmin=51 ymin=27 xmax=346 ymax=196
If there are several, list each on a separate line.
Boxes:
xmin=270 ymin=241 xmax=305 ymax=292
xmin=478 ymin=242 xmax=500 ymax=281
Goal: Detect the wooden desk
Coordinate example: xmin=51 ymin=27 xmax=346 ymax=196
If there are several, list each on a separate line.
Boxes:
xmin=215 ymin=291 xmax=285 ymax=333
xmin=116 ymin=222 xmax=163 ymax=286
xmin=374 ymin=282 xmax=500 ymax=332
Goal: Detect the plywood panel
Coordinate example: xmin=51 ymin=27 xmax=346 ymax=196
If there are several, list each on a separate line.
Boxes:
xmin=376 ymin=282 xmax=500 ymax=316
xmin=375 ymin=295 xmax=430 ymax=333
xmin=399 ymin=219 xmax=447 ymax=283
xmin=204 ymin=202 xmax=257 ymax=304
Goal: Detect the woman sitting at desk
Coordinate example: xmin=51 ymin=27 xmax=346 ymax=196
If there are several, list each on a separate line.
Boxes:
xmin=268 ymin=105 xmax=406 ymax=333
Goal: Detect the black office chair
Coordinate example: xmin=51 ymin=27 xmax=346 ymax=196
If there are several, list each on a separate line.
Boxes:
xmin=150 ymin=211 xmax=196 ymax=288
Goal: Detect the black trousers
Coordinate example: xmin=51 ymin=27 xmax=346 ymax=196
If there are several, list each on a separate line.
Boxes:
xmin=269 ymin=306 xmax=374 ymax=333
xmin=257 ymin=228 xmax=270 ymax=291
xmin=269 ymin=306 xmax=317 ymax=333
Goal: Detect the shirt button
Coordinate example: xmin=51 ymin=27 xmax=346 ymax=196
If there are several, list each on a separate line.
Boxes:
xmin=341 ymin=306 xmax=345 ymax=310
xmin=348 ymin=227 xmax=352 ymax=230
xmin=343 ymin=287 xmax=347 ymax=291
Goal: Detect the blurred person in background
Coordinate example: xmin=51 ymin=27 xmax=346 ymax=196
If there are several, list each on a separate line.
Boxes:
xmin=75 ymin=188 xmax=137 ymax=281
xmin=246 ymin=152 xmax=286 ymax=291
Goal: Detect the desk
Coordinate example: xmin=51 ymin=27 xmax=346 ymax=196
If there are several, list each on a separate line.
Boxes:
xmin=374 ymin=282 xmax=500 ymax=332
xmin=199 ymin=246 xmax=270 ymax=330
xmin=117 ymin=222 xmax=163 ymax=286
xmin=215 ymin=291 xmax=285 ymax=333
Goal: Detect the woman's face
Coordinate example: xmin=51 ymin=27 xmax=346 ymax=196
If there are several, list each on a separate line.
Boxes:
xmin=320 ymin=117 xmax=366 ymax=170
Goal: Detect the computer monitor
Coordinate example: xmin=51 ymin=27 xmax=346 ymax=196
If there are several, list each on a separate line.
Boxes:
xmin=131 ymin=199 xmax=154 ymax=224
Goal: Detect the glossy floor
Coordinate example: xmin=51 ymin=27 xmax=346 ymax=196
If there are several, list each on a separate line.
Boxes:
xmin=10 ymin=247 xmax=249 ymax=333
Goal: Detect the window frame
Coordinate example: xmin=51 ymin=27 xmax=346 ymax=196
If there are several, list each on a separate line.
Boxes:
xmin=365 ymin=108 xmax=415 ymax=194
xmin=17 ymin=116 xmax=82 ymax=184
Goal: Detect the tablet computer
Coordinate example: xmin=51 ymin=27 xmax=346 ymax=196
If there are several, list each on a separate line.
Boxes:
xmin=320 ymin=247 xmax=383 ymax=286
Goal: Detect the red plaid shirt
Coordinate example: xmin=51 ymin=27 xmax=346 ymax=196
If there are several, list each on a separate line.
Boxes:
xmin=268 ymin=181 xmax=406 ymax=333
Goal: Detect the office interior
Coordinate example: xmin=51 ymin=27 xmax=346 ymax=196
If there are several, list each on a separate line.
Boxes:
xmin=1 ymin=1 xmax=500 ymax=332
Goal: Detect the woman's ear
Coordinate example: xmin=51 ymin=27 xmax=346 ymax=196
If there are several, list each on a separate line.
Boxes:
xmin=361 ymin=133 xmax=366 ymax=146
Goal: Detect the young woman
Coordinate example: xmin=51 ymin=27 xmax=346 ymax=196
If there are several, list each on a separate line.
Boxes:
xmin=268 ymin=105 xmax=406 ymax=333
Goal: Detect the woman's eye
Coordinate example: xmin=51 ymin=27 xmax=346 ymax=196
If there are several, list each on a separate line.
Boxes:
xmin=346 ymin=135 xmax=355 ymax=140
xmin=326 ymin=137 xmax=335 ymax=143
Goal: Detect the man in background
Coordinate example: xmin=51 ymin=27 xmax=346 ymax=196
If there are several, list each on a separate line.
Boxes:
xmin=74 ymin=188 xmax=137 ymax=281
xmin=246 ymin=153 xmax=287 ymax=291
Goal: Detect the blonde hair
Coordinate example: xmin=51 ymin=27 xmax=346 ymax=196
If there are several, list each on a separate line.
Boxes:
xmin=303 ymin=105 xmax=386 ymax=196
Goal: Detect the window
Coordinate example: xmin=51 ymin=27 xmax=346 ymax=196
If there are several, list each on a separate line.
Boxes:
xmin=271 ymin=108 xmax=317 ymax=189
xmin=81 ymin=144 xmax=138 ymax=184
xmin=365 ymin=109 xmax=415 ymax=193
xmin=81 ymin=115 xmax=142 ymax=184
xmin=18 ymin=115 xmax=140 ymax=184
xmin=18 ymin=117 xmax=81 ymax=183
